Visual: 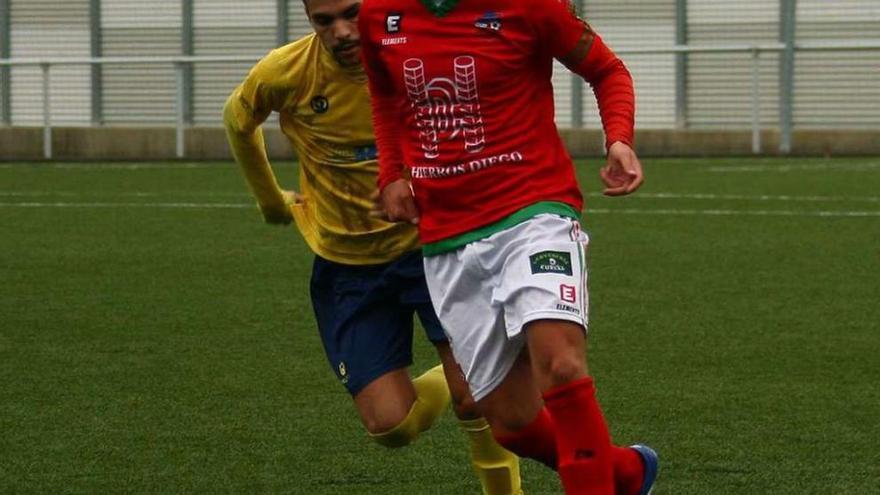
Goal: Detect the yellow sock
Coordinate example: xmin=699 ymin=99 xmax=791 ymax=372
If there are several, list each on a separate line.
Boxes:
xmin=369 ymin=365 xmax=450 ymax=448
xmin=412 ymin=364 xmax=452 ymax=422
xmin=459 ymin=417 xmax=524 ymax=495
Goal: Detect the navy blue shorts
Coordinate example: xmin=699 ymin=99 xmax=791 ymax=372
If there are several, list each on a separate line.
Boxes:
xmin=310 ymin=250 xmax=448 ymax=396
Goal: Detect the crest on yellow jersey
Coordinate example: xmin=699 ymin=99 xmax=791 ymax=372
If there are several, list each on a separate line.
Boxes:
xmin=311 ymin=95 xmax=330 ymax=114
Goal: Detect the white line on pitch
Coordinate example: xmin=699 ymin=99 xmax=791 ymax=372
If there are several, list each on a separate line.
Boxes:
xmin=1 ymin=202 xmax=878 ymax=218
xmin=0 ymin=202 xmax=251 ymax=209
xmin=4 ymin=191 xmax=880 ymax=203
xmin=708 ymin=162 xmax=880 ymax=173
xmin=0 ymin=162 xmax=234 ymax=170
xmin=0 ymin=191 xmax=250 ymax=197
xmin=585 ymin=192 xmax=880 ymax=203
xmin=585 ymin=208 xmax=880 ymax=218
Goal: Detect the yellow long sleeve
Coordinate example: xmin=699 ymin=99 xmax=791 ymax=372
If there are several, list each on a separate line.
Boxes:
xmin=223 ymin=93 xmax=291 ymax=224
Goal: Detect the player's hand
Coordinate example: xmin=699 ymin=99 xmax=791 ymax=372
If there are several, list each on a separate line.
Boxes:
xmin=260 ymin=189 xmax=301 ymax=225
xmin=373 ymin=179 xmax=419 ymax=224
xmin=600 ymin=141 xmax=644 ymax=196
xmin=282 ymin=189 xmax=304 ymax=205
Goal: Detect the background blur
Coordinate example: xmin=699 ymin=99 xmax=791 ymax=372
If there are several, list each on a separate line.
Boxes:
xmin=1 ymin=0 xmax=879 ymax=159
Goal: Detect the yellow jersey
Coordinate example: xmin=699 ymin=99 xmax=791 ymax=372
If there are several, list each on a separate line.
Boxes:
xmin=223 ymin=34 xmax=419 ymax=265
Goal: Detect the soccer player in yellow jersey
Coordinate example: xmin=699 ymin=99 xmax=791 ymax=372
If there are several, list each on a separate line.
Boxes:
xmin=222 ymin=1 xmax=522 ymax=493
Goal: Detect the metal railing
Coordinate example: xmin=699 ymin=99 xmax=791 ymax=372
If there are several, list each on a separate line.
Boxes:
xmin=1 ymin=55 xmax=257 ymax=159
xmin=1 ymin=40 xmax=879 ymax=159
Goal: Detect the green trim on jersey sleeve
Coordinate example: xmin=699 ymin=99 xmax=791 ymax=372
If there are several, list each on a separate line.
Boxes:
xmin=422 ymin=201 xmax=581 ymax=257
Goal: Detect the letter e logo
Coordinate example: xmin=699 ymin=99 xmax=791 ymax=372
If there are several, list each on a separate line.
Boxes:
xmin=386 ymin=13 xmax=402 ymax=33
xmin=560 ymin=284 xmax=576 ymax=303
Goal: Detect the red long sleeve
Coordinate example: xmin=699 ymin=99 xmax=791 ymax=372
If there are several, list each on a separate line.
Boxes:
xmin=571 ymin=35 xmax=635 ymax=151
xmin=370 ymin=88 xmax=406 ymax=191
xmin=359 ymin=14 xmax=405 ymax=192
xmin=529 ymin=0 xmax=635 ymax=152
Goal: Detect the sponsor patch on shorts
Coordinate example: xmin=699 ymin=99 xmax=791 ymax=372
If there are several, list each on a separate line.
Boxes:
xmin=556 ymin=303 xmax=581 ymax=315
xmin=529 ymin=251 xmax=572 ymax=275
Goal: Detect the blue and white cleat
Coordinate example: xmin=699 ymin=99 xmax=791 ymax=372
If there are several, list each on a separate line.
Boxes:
xmin=631 ymin=444 xmax=659 ymax=495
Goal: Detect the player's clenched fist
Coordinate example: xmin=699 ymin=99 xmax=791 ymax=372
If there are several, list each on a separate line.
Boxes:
xmin=376 ymin=179 xmax=420 ymax=225
xmin=260 ymin=189 xmax=302 ymax=225
xmin=601 ymin=141 xmax=644 ymax=196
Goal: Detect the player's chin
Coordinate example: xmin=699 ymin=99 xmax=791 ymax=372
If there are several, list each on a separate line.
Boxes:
xmin=335 ymin=45 xmax=361 ymax=67
xmin=338 ymin=54 xmax=362 ymax=68
xmin=334 ymin=54 xmax=361 ymax=69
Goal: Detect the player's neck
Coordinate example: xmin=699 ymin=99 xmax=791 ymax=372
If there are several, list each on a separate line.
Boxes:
xmin=333 ymin=58 xmax=366 ymax=81
xmin=316 ymin=37 xmax=366 ymax=80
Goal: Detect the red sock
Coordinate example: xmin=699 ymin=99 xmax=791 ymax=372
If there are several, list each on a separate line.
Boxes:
xmin=613 ymin=446 xmax=644 ymax=495
xmin=494 ymin=408 xmax=643 ymax=494
xmin=493 ymin=407 xmax=558 ymax=469
xmin=543 ymin=377 xmax=614 ymax=495
xmin=495 ymin=407 xmax=645 ymax=495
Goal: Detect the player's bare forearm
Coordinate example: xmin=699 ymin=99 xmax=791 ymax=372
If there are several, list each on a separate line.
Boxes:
xmin=600 ymin=141 xmax=643 ymax=196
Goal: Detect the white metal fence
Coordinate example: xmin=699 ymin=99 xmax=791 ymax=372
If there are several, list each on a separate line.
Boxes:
xmin=2 ymin=40 xmax=879 ymax=159
xmin=2 ymin=0 xmax=880 ymax=158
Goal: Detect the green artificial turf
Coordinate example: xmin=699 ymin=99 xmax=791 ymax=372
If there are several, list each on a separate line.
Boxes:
xmin=1 ymin=157 xmax=878 ymax=494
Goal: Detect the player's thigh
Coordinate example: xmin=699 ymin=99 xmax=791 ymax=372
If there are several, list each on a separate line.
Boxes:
xmin=525 ymin=318 xmax=588 ymax=391
xmin=488 ymin=215 xmax=591 ymax=388
xmin=423 ymin=247 xmax=524 ymax=404
xmin=493 ymin=214 xmax=590 ymax=341
xmin=309 ymin=255 xmax=416 ymax=399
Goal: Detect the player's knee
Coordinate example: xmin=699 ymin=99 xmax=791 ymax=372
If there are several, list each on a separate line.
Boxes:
xmin=369 ymin=427 xmax=419 ymax=449
xmin=487 ymin=412 xmax=533 ymax=437
xmin=545 ymin=354 xmax=586 ymax=387
xmin=367 ymin=413 xmax=421 ymax=449
xmin=451 ymin=392 xmax=479 ymax=420
xmin=481 ymin=398 xmax=536 ymax=434
xmin=362 ymin=409 xmax=409 ymax=437
xmin=364 ymin=401 xmax=429 ymax=449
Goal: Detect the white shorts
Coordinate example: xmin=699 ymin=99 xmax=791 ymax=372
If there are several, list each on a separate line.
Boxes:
xmin=423 ymin=214 xmax=590 ymax=401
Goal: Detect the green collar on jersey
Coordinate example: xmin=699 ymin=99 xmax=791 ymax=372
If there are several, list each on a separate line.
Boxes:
xmin=421 ymin=201 xmax=581 ymax=257
xmin=419 ymin=0 xmax=460 ymax=17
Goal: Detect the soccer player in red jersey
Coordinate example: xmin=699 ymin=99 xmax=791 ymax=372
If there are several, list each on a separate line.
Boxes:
xmin=360 ymin=0 xmax=658 ymax=493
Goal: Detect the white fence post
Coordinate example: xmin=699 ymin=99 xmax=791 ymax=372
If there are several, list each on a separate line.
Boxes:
xmin=751 ymin=48 xmax=762 ymax=155
xmin=175 ymin=61 xmax=186 ymax=159
xmin=41 ymin=62 xmax=52 ymax=159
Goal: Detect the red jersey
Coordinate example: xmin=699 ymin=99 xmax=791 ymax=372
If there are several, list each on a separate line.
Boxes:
xmin=360 ymin=0 xmax=635 ymax=244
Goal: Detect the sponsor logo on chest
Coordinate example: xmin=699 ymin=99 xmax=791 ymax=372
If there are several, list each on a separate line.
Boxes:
xmin=474 ymin=11 xmax=502 ymax=32
xmin=383 ymin=12 xmax=408 ymax=44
